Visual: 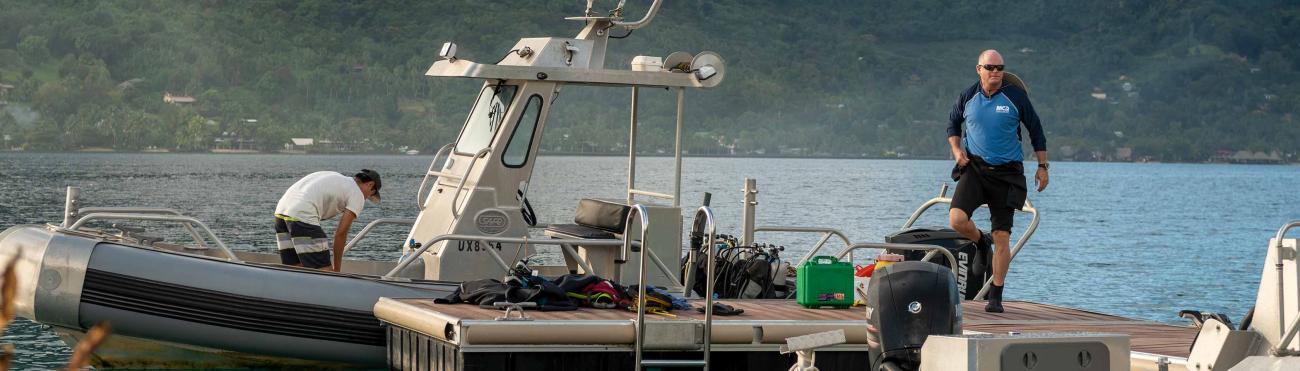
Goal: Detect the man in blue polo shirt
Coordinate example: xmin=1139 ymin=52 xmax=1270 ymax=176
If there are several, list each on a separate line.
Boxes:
xmin=947 ymin=50 xmax=1050 ymax=313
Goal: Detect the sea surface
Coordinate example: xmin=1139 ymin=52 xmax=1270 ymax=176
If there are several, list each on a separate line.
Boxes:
xmin=1 ymin=152 xmax=1297 ymax=368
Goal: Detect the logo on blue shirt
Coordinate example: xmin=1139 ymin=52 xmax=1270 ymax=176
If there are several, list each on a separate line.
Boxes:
xmin=996 ymin=105 xmax=1010 ymax=113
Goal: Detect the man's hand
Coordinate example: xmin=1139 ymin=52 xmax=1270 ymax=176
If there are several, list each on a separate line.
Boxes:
xmin=954 ymin=150 xmax=970 ymax=167
xmin=948 ymin=136 xmax=969 ymax=167
xmin=1035 ymin=167 xmax=1049 ymax=192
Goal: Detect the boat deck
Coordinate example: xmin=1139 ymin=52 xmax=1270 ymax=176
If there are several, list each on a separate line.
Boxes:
xmin=376 ymin=298 xmax=1196 ymax=358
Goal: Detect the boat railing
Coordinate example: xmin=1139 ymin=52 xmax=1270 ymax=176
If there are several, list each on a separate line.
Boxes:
xmin=341 ymin=218 xmax=415 ymax=255
xmin=77 ymin=207 xmax=210 ymax=249
xmin=631 ymin=204 xmax=712 ymax=370
xmin=383 ymin=234 xmax=638 ymax=280
xmin=65 ymin=212 xmax=241 ymax=262
xmin=753 ymin=227 xmax=853 ymax=267
xmin=602 ymin=0 xmax=664 ymax=30
xmin=1270 ymin=220 xmax=1300 ymax=355
xmin=752 ymin=227 xmax=958 ymax=277
xmin=451 ymin=148 xmax=492 ymax=217
xmin=834 ymin=242 xmax=958 ymax=276
xmin=415 ymin=143 xmax=455 ymax=211
xmin=902 ymin=183 xmax=1040 ymax=300
xmin=690 ymin=206 xmax=718 ymax=369
xmin=627 ymin=189 xmax=674 ymax=203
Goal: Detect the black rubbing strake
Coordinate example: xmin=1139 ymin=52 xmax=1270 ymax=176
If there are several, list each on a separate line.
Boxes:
xmin=81 ymin=268 xmax=384 ymax=345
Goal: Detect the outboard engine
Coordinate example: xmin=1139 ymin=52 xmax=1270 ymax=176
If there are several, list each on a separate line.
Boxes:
xmin=885 ymin=226 xmax=991 ymax=300
xmin=865 ymin=261 xmax=961 ymax=371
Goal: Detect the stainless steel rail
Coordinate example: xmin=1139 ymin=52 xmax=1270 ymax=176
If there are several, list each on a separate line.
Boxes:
xmin=628 ymin=189 xmax=674 ymax=202
xmin=624 ymin=86 xmax=634 ymax=203
xmin=834 ymin=242 xmax=958 ymax=275
xmin=341 ymin=218 xmax=415 ymax=254
xmin=67 ymin=212 xmax=241 ymax=262
xmin=416 ymin=143 xmax=455 ymax=211
xmin=629 ymin=204 xmax=653 ymax=369
xmin=753 ymin=227 xmax=853 ymax=267
xmin=672 ymin=88 xmax=683 ymax=208
xmin=79 ymin=207 xmax=209 ymax=249
xmin=901 ymin=184 xmax=1040 ymax=300
xmin=691 ymin=206 xmax=717 ymax=370
xmin=629 ymin=204 xmax=707 ymax=370
xmin=609 ymin=0 xmax=662 ymax=30
xmin=383 ymin=234 xmax=633 ymax=279
xmin=1271 ymin=220 xmax=1300 ymax=354
xmin=451 ymin=148 xmax=492 ymax=217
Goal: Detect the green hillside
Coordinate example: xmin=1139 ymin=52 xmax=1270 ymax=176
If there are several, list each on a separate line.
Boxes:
xmin=0 ymin=0 xmax=1296 ymax=162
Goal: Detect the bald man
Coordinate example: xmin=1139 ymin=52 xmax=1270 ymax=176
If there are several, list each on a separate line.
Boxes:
xmin=946 ymin=50 xmax=1049 ymax=313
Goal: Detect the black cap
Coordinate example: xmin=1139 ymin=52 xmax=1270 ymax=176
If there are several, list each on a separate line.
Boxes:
xmin=357 ymin=169 xmax=382 ymax=203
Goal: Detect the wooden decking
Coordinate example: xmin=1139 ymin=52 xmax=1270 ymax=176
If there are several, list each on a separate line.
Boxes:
xmin=380 ymin=298 xmax=1197 ymax=358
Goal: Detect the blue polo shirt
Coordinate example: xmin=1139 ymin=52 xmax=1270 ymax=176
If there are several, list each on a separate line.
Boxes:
xmin=946 ymin=82 xmax=1046 ymax=165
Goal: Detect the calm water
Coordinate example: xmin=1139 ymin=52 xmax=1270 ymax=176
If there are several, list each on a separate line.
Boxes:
xmin=1 ymin=152 xmax=1297 ymax=368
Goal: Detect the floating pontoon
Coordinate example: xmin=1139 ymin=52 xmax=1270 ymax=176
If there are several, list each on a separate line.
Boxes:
xmin=3 ymin=1 xmax=1298 ymax=370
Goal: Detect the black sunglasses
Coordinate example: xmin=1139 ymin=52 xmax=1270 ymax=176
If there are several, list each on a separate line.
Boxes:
xmin=981 ymin=64 xmax=1005 ymax=72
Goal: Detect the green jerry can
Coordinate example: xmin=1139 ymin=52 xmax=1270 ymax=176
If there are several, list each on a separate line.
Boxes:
xmin=796 ymin=256 xmax=853 ymax=309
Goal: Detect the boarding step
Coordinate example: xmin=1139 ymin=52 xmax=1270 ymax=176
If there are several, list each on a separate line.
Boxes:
xmin=641 ymin=359 xmax=707 ymax=368
xmin=640 ymin=320 xmax=704 ymax=350
xmin=639 ymin=319 xmax=708 ymax=369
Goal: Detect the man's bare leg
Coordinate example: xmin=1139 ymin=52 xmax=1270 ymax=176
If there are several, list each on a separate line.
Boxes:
xmin=948 ymin=208 xmax=981 ymax=242
xmin=983 ymin=230 xmax=1012 ymax=312
xmin=991 ymin=230 xmax=1011 ymax=286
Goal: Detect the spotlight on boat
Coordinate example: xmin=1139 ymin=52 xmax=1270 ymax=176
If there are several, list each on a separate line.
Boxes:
xmin=689 ymin=51 xmax=726 ymax=88
xmin=695 ymin=65 xmax=717 ymax=81
xmin=439 ymin=42 xmax=458 ymax=60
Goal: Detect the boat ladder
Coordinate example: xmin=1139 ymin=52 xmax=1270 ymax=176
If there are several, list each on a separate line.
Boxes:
xmin=630 ymin=205 xmax=719 ymax=370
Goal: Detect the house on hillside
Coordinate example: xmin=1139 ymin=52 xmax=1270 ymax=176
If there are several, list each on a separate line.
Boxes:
xmin=1212 ymin=150 xmax=1284 ymax=164
xmin=163 ymin=92 xmax=196 ymax=104
xmin=0 ymin=83 xmax=13 ymax=105
xmin=317 ymin=139 xmax=364 ymax=152
xmin=283 ymin=138 xmax=314 ymax=153
xmin=212 ymin=131 xmax=258 ymax=153
xmin=117 ymin=78 xmax=144 ymax=90
xmin=1115 ymin=147 xmax=1132 ymax=161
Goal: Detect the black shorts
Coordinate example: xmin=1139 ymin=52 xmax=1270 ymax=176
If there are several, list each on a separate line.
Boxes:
xmin=274 ymin=217 xmax=332 ymax=269
xmin=951 ymin=156 xmax=1028 ymax=232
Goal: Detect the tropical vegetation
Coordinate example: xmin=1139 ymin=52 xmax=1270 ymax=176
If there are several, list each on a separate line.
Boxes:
xmin=0 ymin=0 xmax=1296 ymax=162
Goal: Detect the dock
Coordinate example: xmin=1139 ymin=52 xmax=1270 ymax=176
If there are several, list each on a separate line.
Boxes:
xmin=964 ymin=301 xmax=1198 ymax=359
xmin=377 ymin=298 xmax=1197 ymax=370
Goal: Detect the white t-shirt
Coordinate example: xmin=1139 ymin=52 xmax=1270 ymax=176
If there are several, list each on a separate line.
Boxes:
xmin=274 ymin=171 xmax=366 ymax=226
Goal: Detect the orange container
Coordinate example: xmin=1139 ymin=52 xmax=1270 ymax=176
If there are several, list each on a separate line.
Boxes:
xmin=873 ymin=253 xmax=904 ymax=271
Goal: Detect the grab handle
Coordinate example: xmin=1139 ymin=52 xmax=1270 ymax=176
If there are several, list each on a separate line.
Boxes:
xmin=415 ymin=143 xmax=454 ymax=211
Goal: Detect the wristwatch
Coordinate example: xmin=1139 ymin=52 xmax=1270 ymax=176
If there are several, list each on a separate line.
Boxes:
xmin=1037 ymin=163 xmax=1049 ymax=170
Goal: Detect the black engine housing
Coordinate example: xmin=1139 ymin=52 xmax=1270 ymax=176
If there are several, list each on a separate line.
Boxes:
xmin=865 ymin=261 xmax=961 ymax=371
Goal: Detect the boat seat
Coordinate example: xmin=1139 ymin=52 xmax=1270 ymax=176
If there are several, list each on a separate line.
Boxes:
xmin=544 ymin=223 xmax=617 ymax=240
xmin=543 ymin=198 xmax=631 ymax=240
xmin=544 ymin=199 xmax=633 ymax=275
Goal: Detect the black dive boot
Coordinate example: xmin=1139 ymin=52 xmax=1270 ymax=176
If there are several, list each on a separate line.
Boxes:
xmin=984 ymin=284 xmax=1004 ymax=313
xmin=977 ymin=231 xmax=992 ymax=252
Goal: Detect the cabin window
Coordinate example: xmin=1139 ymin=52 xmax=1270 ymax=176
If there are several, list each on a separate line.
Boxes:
xmin=502 ymin=95 xmax=543 ymax=168
xmin=455 ymin=84 xmax=518 ymax=155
